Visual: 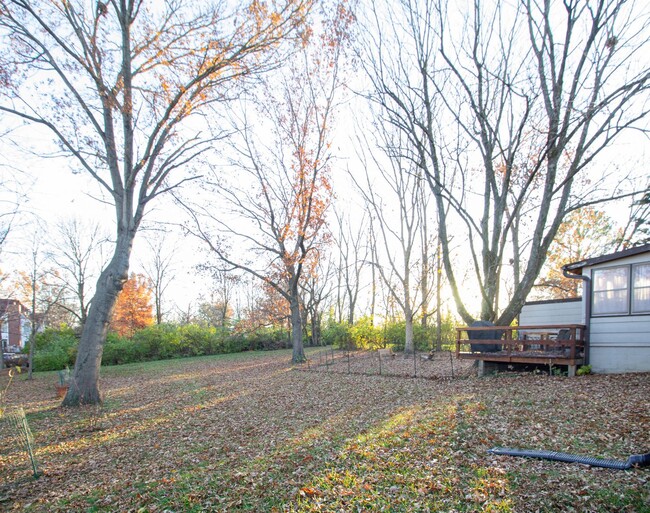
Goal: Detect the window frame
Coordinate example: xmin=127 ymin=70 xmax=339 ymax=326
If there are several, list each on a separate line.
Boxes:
xmin=632 ymin=262 xmax=650 ymax=314
xmin=591 ymin=262 xmax=650 ymax=317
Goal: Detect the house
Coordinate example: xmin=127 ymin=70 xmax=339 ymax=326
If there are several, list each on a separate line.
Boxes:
xmin=560 ymin=243 xmax=650 ymax=374
xmin=0 ymin=299 xmax=32 ymax=353
xmin=519 ymin=243 xmax=650 ymax=373
xmin=457 ymin=244 xmax=650 ymax=376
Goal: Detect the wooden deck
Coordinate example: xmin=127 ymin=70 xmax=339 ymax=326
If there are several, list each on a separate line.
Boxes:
xmin=456 ymin=324 xmax=586 ymax=376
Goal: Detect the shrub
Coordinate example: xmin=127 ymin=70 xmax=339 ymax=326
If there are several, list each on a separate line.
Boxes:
xmin=322 ymin=321 xmax=351 ymax=349
xmin=382 ymin=321 xmax=438 ymax=352
xmin=34 ymin=325 xmax=77 ymax=351
xmin=349 ymin=316 xmax=381 ymax=350
xmin=103 ymin=333 xmax=146 ymax=365
xmin=131 ymin=324 xmax=182 ymax=360
xmin=178 ymin=324 xmax=221 ymax=356
xmin=31 ymin=326 xmax=78 ymax=371
xmin=33 ymin=347 xmax=72 ymax=372
xmin=242 ymin=327 xmax=290 ymax=351
xmin=576 ymin=364 xmax=592 ymax=376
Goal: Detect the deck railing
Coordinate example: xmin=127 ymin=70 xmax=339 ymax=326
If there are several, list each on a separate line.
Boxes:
xmin=456 ymin=324 xmax=586 ymax=363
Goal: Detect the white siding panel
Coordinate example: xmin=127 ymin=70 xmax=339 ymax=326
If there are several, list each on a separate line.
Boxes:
xmin=586 ymin=254 xmax=650 ymax=373
xmin=590 ymin=316 xmax=650 ymax=339
xmin=519 ymin=300 xmax=583 ymax=326
xmin=589 ymin=346 xmax=650 ymax=374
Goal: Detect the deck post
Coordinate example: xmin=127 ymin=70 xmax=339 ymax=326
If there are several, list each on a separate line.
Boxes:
xmin=568 ymin=364 xmax=576 ymax=377
xmin=570 ymin=327 xmax=576 ymax=360
xmin=478 ymin=360 xmax=485 ymax=377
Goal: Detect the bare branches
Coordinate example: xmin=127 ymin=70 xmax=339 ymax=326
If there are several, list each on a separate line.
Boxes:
xmin=181 ymin=2 xmax=351 ymax=363
xmin=0 ymin=0 xmax=315 ymax=404
xmin=361 ymin=0 xmax=650 ymax=324
xmin=0 ymin=0 xmax=313 ymax=229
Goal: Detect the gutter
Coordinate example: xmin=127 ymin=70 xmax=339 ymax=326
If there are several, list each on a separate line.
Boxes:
xmin=562 ymin=266 xmax=591 ymax=365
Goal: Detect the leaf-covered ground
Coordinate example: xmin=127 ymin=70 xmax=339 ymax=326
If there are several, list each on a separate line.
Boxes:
xmin=1 ymin=350 xmax=649 ymax=512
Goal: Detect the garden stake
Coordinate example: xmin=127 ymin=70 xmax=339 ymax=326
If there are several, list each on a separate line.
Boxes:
xmin=449 ymin=350 xmax=455 ymax=379
xmin=413 ymin=349 xmax=417 ymax=378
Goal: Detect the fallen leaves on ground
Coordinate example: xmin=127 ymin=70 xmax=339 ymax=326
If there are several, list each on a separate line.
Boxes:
xmin=0 ymin=350 xmax=648 ymax=512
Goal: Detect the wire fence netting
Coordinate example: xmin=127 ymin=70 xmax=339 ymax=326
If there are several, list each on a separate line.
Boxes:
xmin=0 ymin=406 xmax=41 ymax=479
xmin=299 ymin=348 xmax=476 ymax=380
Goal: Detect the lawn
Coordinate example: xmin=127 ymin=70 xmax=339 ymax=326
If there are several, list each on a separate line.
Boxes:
xmin=1 ymin=350 xmax=649 ymax=512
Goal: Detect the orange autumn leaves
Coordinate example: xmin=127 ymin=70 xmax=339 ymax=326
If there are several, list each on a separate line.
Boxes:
xmin=110 ymin=273 xmax=154 ymax=337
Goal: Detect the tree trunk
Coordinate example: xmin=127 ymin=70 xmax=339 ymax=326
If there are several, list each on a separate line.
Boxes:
xmin=290 ymin=296 xmax=305 ymax=363
xmin=27 ymin=279 xmax=37 ymax=380
xmin=155 ymin=292 xmax=162 ymax=325
xmin=404 ymin=312 xmax=415 ymax=355
xmin=435 ymin=241 xmax=442 ymax=351
xmin=370 ymin=250 xmax=376 ymax=326
xmin=62 ymin=233 xmax=133 ymax=406
xmin=311 ymin=311 xmax=321 ymax=347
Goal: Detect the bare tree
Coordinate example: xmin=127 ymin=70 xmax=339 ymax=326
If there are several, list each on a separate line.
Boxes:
xmin=175 ymin=302 xmax=196 ymax=326
xmin=49 ymin=219 xmax=109 ymax=328
xmin=141 ymin=233 xmax=176 ymax=325
xmin=332 ymin=208 xmax=369 ymax=325
xmin=0 ymin=0 xmax=312 ymax=404
xmin=615 ymin=186 xmax=650 ymax=249
xmin=362 ymin=0 xmax=650 ymax=325
xmin=0 ymin=160 xmax=27 ymax=262
xmin=13 ymin=231 xmax=65 ymax=379
xmin=184 ymin=4 xmax=352 ymax=363
xmin=354 ymin=129 xmax=430 ymax=355
xmin=300 ymin=256 xmax=334 ymax=346
xmin=196 ymin=267 xmax=239 ymax=328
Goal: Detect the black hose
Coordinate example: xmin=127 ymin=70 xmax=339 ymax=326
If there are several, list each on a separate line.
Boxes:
xmin=488 ymin=447 xmax=650 ymax=470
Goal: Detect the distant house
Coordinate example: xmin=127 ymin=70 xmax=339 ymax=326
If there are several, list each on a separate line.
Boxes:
xmin=0 ymin=299 xmax=32 ymax=353
xmin=520 ymin=243 xmax=650 ymax=374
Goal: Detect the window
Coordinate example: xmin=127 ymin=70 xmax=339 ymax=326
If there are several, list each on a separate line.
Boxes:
xmin=592 ymin=262 xmax=650 ymax=316
xmin=593 ymin=266 xmax=629 ymax=315
xmin=633 ymin=263 xmax=650 ymax=314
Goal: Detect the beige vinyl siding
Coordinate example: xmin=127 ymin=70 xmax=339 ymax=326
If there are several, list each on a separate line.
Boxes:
xmin=585 ymin=253 xmax=650 ymax=374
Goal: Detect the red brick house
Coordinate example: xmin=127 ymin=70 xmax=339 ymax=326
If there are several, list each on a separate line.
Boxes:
xmin=0 ymin=299 xmax=32 ymax=353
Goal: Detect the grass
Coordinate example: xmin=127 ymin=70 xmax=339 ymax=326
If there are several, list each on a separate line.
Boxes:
xmin=1 ymin=349 xmax=649 ymax=512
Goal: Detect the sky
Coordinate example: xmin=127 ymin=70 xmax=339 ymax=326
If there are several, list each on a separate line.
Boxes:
xmin=1 ymin=80 xmax=647 ymax=323
xmin=0 ymin=0 xmax=648 ymax=325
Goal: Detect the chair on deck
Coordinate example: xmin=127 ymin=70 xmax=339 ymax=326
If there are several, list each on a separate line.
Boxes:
xmin=468 ymin=321 xmax=502 ymax=353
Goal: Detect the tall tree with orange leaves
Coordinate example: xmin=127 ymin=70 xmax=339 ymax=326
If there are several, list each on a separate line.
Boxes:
xmin=185 ymin=2 xmax=354 ymax=362
xmin=110 ymin=273 xmax=154 ymax=337
xmin=534 ymin=208 xmax=616 ymax=299
xmin=0 ymin=0 xmax=313 ymax=404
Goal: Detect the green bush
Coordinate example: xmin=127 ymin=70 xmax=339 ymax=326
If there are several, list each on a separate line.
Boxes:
xmin=222 ymin=333 xmax=250 ymax=354
xmin=322 ymin=321 xmax=351 ymax=349
xmin=348 ymin=316 xmax=381 ymax=350
xmin=25 ymin=312 xmax=464 ymax=371
xmin=178 ymin=324 xmax=221 ymax=356
xmin=576 ymin=364 xmax=592 ymax=376
xmin=131 ymin=324 xmax=182 ymax=360
xmin=33 ymin=347 xmax=72 ymax=371
xmin=33 ymin=325 xmax=78 ymax=351
xmin=244 ymin=327 xmax=289 ymax=351
xmin=103 ymin=332 xmax=146 ymax=365
xmin=30 ymin=326 xmax=78 ymax=371
xmin=382 ymin=321 xmax=437 ymax=352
